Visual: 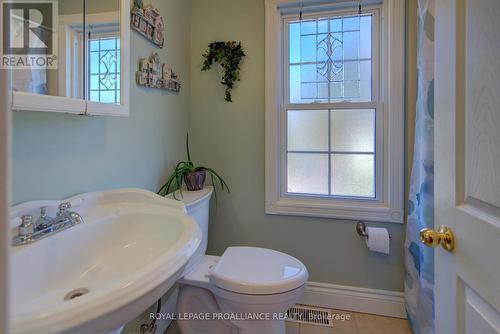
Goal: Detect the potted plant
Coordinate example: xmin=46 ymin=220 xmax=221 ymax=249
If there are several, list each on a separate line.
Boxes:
xmin=157 ymin=135 xmax=229 ymax=198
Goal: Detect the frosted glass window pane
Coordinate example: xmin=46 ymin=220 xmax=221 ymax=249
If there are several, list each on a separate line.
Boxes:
xmin=331 ymin=154 xmax=375 ymax=197
xmin=288 ymin=153 xmax=329 ymax=195
xmin=288 ymin=110 xmax=328 ymax=151
xmin=331 ymin=109 xmax=375 ymax=152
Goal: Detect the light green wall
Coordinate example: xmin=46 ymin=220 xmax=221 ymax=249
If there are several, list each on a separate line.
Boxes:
xmin=12 ymin=0 xmax=191 ymax=204
xmin=190 ymin=0 xmax=406 ymax=291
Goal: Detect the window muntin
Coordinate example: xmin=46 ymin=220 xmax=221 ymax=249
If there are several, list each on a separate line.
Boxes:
xmin=288 ymin=13 xmax=373 ymax=104
xmin=87 ymin=34 xmax=121 ymax=104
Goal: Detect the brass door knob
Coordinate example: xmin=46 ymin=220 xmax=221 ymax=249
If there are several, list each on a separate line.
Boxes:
xmin=419 ymin=226 xmax=455 ymax=252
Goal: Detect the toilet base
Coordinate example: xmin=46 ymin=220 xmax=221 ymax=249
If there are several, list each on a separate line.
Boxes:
xmin=177 ymin=284 xmax=305 ymax=334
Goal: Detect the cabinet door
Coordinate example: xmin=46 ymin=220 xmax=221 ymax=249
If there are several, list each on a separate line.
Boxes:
xmin=85 ymin=0 xmax=130 ymax=116
xmin=9 ymin=0 xmax=86 ymax=113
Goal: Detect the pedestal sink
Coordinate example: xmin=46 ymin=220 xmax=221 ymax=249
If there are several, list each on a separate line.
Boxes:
xmin=9 ymin=189 xmax=201 ymax=334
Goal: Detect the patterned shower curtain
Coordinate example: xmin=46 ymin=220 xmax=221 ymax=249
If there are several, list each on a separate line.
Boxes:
xmin=405 ymin=0 xmax=435 ymax=333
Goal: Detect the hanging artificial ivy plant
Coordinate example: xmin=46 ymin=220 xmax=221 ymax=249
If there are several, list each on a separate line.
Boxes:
xmin=201 ymin=41 xmax=246 ymax=102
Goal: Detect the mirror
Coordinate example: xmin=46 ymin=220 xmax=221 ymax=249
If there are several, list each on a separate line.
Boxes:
xmin=10 ymin=0 xmax=129 ymax=115
xmin=11 ymin=0 xmax=84 ymax=98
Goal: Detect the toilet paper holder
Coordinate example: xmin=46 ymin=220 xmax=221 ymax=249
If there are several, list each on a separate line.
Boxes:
xmin=356 ymin=221 xmax=392 ymax=239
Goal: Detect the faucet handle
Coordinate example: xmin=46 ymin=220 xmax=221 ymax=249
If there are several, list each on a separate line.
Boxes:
xmin=18 ymin=215 xmax=34 ymax=237
xmin=59 ymin=202 xmax=71 ymax=210
xmin=56 ymin=202 xmax=72 ymax=217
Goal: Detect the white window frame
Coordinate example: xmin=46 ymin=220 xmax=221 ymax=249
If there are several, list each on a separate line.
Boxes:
xmin=265 ymin=0 xmax=405 ymax=223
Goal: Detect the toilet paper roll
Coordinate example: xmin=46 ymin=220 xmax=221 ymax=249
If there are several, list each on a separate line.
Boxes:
xmin=365 ymin=227 xmax=390 ymax=254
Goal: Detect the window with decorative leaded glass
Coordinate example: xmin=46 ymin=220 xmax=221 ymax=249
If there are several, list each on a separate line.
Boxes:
xmin=265 ymin=0 xmax=404 ymax=223
xmin=284 ymin=8 xmax=380 ymax=199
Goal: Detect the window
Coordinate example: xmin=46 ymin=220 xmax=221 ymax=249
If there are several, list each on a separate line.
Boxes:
xmin=288 ymin=14 xmax=374 ymax=103
xmin=88 ymin=33 xmax=121 ymax=104
xmin=265 ymin=0 xmax=404 ymax=223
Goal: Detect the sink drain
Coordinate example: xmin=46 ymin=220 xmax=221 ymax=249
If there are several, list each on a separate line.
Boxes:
xmin=64 ymin=288 xmax=89 ymax=301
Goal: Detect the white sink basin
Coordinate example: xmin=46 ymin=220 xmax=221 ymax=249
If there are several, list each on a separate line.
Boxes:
xmin=9 ymin=189 xmax=201 ymax=334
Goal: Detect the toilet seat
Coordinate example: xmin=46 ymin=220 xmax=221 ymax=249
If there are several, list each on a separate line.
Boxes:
xmin=210 ymin=247 xmax=308 ymax=295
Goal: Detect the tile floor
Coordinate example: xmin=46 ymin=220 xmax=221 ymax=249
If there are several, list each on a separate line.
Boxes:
xmin=165 ymin=309 xmax=413 ymax=334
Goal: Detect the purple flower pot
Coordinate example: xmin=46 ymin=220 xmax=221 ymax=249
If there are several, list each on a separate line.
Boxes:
xmin=184 ymin=170 xmax=206 ymax=191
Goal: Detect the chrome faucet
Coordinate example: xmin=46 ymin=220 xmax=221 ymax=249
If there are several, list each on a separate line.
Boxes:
xmin=12 ymin=202 xmax=84 ymax=246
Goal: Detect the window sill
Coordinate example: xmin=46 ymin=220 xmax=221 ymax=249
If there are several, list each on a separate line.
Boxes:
xmin=265 ymin=196 xmax=404 ymax=223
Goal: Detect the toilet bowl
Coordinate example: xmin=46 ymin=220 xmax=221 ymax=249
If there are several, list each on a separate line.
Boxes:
xmin=173 ymin=188 xmax=308 ymax=334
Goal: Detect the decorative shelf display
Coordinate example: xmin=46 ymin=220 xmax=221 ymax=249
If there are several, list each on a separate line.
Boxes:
xmin=130 ymin=0 xmax=164 ymax=48
xmin=136 ymin=53 xmax=181 ymax=92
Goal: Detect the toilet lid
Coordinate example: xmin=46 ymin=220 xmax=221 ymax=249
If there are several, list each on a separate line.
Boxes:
xmin=210 ymin=247 xmax=308 ymax=295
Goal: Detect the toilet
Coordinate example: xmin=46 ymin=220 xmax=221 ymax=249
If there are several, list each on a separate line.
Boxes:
xmin=174 ymin=187 xmax=308 ymax=334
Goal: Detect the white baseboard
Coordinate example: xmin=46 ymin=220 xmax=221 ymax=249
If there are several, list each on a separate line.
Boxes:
xmin=299 ymin=282 xmax=407 ymax=319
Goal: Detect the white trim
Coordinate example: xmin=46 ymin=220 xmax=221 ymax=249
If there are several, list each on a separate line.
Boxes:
xmin=11 ymin=91 xmax=86 ymax=114
xmin=265 ymin=0 xmax=405 ymax=223
xmin=299 ymin=281 xmax=407 ymax=319
xmin=58 ymin=14 xmax=84 ymax=99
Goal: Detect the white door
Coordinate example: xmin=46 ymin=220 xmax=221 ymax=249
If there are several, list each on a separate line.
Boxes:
xmin=433 ymin=0 xmax=500 ymax=333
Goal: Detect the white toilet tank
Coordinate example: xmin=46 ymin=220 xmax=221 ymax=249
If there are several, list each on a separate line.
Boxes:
xmin=170 ymin=186 xmax=213 ymax=275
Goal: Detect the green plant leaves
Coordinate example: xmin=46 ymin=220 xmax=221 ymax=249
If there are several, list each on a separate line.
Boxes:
xmin=157 ymin=134 xmax=230 ymax=200
xmin=201 ymin=41 xmax=246 ymax=102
